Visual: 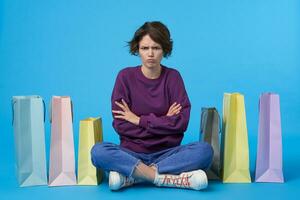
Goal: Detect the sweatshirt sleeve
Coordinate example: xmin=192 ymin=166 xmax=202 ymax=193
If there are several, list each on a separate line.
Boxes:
xmin=111 ymin=70 xmax=152 ymax=138
xmin=138 ymin=70 xmax=191 ymax=135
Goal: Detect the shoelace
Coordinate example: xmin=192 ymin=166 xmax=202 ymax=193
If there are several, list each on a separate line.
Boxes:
xmin=162 ymin=173 xmax=193 ymax=187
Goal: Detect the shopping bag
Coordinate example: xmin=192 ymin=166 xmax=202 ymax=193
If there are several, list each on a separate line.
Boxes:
xmin=255 ymin=93 xmax=284 ymax=183
xmin=78 ymin=117 xmax=103 ymax=185
xmin=200 ymin=107 xmax=221 ymax=180
xmin=48 ymin=96 xmax=76 ymax=186
xmin=12 ymin=95 xmax=47 ymax=187
xmin=222 ymin=93 xmax=251 ymax=183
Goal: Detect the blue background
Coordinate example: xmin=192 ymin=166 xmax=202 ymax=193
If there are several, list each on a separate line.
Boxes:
xmin=1 ymin=0 xmax=299 ymax=199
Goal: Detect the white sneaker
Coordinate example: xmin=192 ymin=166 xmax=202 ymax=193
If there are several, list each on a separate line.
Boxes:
xmin=154 ymin=169 xmax=208 ymax=190
xmin=109 ymin=171 xmax=136 ymax=190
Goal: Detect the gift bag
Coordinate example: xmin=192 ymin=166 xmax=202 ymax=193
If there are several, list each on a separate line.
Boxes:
xmin=78 ymin=117 xmax=103 ymax=185
xmin=200 ymin=107 xmax=221 ymax=180
xmin=222 ymin=93 xmax=251 ymax=183
xmin=255 ymin=93 xmax=284 ymax=183
xmin=12 ymin=96 xmax=47 ymax=187
xmin=48 ymin=96 xmax=76 ymax=186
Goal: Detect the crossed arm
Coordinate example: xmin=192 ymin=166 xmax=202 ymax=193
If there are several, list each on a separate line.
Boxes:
xmin=112 ymin=99 xmax=182 ymax=126
xmin=112 ymin=70 xmax=191 ymax=136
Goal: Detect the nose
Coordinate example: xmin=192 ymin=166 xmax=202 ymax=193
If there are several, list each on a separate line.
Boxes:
xmin=148 ymin=48 xmax=154 ymax=57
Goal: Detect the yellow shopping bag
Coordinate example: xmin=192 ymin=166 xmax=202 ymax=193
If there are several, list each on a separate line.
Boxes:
xmin=78 ymin=117 xmax=103 ymax=185
xmin=222 ymin=93 xmax=251 ymax=183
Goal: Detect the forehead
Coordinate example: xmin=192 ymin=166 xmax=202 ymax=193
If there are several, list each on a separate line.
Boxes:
xmin=139 ymin=34 xmax=161 ymax=46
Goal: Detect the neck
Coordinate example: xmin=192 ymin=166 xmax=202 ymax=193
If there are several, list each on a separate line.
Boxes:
xmin=141 ymin=65 xmax=162 ymax=79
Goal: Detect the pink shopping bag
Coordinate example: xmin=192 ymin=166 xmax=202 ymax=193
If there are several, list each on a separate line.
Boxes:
xmin=48 ymin=96 xmax=77 ymax=186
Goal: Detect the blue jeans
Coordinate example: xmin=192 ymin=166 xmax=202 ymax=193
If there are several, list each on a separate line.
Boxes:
xmin=91 ymin=141 xmax=213 ymax=177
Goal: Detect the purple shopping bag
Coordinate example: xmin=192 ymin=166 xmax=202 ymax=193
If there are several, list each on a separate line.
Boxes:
xmin=255 ymin=93 xmax=284 ymax=183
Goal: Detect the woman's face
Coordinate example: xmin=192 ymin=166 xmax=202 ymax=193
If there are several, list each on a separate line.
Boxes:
xmin=138 ymin=34 xmax=163 ymax=69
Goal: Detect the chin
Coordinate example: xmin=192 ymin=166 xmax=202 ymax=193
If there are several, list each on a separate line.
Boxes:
xmin=144 ymin=63 xmax=159 ymax=69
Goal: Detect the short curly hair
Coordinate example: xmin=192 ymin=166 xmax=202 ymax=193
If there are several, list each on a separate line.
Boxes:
xmin=128 ymin=21 xmax=173 ymax=58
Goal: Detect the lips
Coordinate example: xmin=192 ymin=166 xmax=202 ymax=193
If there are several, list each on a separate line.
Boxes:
xmin=147 ymin=59 xmax=155 ymax=63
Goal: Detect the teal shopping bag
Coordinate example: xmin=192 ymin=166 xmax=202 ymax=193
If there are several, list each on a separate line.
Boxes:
xmin=12 ymin=96 xmax=47 ymax=187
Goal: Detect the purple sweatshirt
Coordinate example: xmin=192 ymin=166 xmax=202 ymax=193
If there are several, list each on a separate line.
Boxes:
xmin=111 ymin=65 xmax=191 ymax=153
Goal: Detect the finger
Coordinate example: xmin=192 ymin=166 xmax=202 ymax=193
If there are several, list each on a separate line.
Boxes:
xmin=168 ymin=102 xmax=178 ymax=112
xmin=168 ymin=109 xmax=180 ymax=117
xmin=115 ymin=101 xmax=125 ymax=110
xmin=174 ymin=107 xmax=182 ymax=113
xmin=169 ymin=110 xmax=178 ymax=115
xmin=170 ymin=104 xmax=181 ymax=113
xmin=172 ymin=104 xmax=181 ymax=111
xmin=170 ymin=106 xmax=182 ymax=115
xmin=175 ymin=103 xmax=181 ymax=108
xmin=169 ymin=102 xmax=177 ymax=109
xmin=121 ymin=99 xmax=130 ymax=110
xmin=114 ymin=115 xmax=125 ymax=119
xmin=112 ymin=110 xmax=125 ymax=115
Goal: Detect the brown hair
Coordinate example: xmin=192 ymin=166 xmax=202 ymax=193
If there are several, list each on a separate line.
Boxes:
xmin=128 ymin=21 xmax=173 ymax=58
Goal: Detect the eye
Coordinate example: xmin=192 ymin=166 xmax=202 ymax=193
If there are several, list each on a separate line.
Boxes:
xmin=140 ymin=47 xmax=149 ymax=50
xmin=153 ymin=47 xmax=161 ymax=50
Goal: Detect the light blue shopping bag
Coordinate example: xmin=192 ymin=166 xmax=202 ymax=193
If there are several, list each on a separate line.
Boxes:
xmin=12 ymin=96 xmax=47 ymax=187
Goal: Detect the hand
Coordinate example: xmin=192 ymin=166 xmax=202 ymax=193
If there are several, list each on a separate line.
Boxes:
xmin=112 ymin=99 xmax=140 ymax=125
xmin=166 ymin=102 xmax=182 ymax=117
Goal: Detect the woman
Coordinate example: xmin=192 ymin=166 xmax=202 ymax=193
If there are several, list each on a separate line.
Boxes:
xmin=91 ymin=21 xmax=213 ymax=191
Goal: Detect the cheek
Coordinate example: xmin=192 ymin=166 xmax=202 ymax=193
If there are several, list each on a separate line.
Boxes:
xmin=157 ymin=52 xmax=164 ymax=59
xmin=138 ymin=51 xmax=146 ymax=59
xmin=142 ymin=54 xmax=148 ymax=61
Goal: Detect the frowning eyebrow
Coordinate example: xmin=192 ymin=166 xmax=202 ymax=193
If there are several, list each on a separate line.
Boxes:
xmin=139 ymin=45 xmax=161 ymax=48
